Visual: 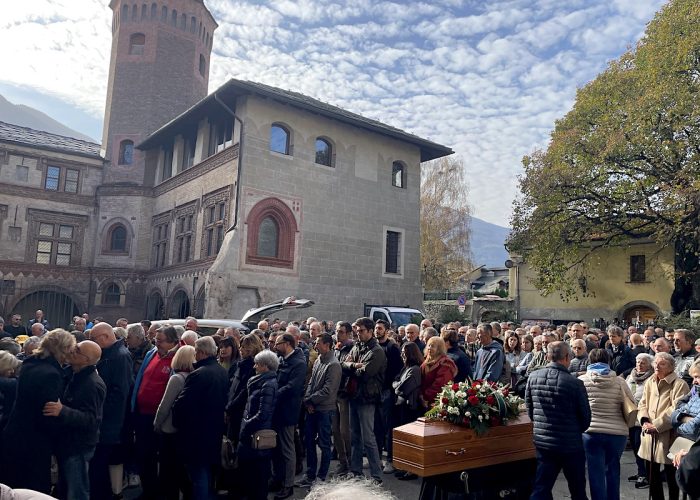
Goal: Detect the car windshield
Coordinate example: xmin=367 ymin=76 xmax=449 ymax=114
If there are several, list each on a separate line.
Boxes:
xmin=391 ymin=312 xmax=424 ymax=326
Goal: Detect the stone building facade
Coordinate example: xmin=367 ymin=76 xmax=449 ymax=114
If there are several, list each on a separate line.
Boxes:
xmin=0 ymin=0 xmax=452 ymax=327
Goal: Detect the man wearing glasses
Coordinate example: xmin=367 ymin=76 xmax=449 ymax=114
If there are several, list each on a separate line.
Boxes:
xmin=341 ymin=317 xmax=387 ymax=484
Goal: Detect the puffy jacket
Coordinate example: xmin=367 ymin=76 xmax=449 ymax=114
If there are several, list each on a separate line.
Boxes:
xmin=672 ymin=386 xmax=700 ymax=441
xmin=569 ymin=355 xmax=590 ymax=374
xmin=274 ymin=347 xmax=306 ymax=426
xmin=55 ymin=365 xmax=107 ymax=456
xmin=525 ymin=362 xmax=591 ymax=451
xmin=473 ymin=341 xmax=504 ymax=382
xmin=421 ymin=355 xmax=458 ymax=406
xmin=239 ymin=370 xmax=278 ymax=458
xmin=675 ymin=349 xmax=698 ymax=387
xmin=172 ymin=356 xmax=229 ymax=465
xmin=580 ymin=363 xmax=634 ymax=436
xmin=153 ymin=372 xmax=188 ymax=434
xmin=343 ymin=337 xmax=387 ymax=404
xmin=607 ymin=343 xmax=635 ymax=376
xmin=97 ymin=338 xmax=133 ymax=444
xmin=447 ymin=346 xmax=471 ymax=383
xmin=225 ymin=356 xmax=255 ymax=441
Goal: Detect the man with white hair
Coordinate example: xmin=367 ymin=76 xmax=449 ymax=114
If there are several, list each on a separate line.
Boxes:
xmin=172 ymin=336 xmax=228 ymax=499
xmin=30 ymin=322 xmax=45 ymax=337
xmin=180 ymin=330 xmax=199 ymax=346
xmin=184 ymin=316 xmax=199 ymax=333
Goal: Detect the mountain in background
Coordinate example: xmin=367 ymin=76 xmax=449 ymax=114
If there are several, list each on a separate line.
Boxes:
xmin=0 ymin=94 xmax=95 ymax=143
xmin=470 ymin=216 xmax=510 ymax=268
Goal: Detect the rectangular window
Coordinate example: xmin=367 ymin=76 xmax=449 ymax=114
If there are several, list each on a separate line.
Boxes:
xmin=162 ymin=146 xmax=173 ymax=180
xmin=34 ymin=222 xmax=75 ymax=266
xmin=64 ymin=169 xmax=79 ymax=193
xmin=174 ymin=212 xmax=195 ymax=264
xmin=385 ymin=230 xmax=401 ymax=274
xmin=630 ymin=255 xmax=646 ymax=282
xmin=152 ymin=222 xmax=170 ymax=268
xmin=45 ymin=166 xmax=60 ymax=190
xmin=183 ymin=131 xmax=196 ymax=169
xmin=16 ymin=165 xmax=29 ymax=182
xmin=203 ymin=200 xmax=226 ymax=257
xmin=208 ymin=118 xmax=233 ymax=156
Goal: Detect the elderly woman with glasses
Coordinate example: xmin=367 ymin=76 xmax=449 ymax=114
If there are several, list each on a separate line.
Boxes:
xmin=638 ymin=352 xmax=690 ymax=500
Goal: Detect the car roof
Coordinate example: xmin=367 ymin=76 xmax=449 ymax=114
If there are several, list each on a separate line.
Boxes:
xmin=128 ymin=318 xmax=248 ymax=331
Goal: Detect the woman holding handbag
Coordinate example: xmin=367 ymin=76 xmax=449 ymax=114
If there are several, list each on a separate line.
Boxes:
xmin=392 ymin=342 xmax=423 ymax=481
xmin=579 ymin=348 xmax=636 ymax=500
xmin=234 ymin=350 xmax=279 ymax=500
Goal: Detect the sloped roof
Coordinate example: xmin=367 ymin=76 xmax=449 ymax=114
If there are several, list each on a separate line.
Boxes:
xmin=0 ymin=121 xmax=102 ymax=159
xmin=139 ymin=78 xmax=454 ymax=162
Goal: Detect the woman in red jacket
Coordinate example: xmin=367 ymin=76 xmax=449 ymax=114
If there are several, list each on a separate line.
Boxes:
xmin=420 ymin=336 xmax=457 ymax=409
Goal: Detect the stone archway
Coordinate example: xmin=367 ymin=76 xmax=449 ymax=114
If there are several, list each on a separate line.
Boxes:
xmin=145 ymin=291 xmax=164 ymax=320
xmin=13 ymin=289 xmax=81 ymax=330
xmin=193 ymin=286 xmax=206 ymax=319
xmin=169 ymin=289 xmax=191 ymax=319
xmin=620 ymin=301 xmax=661 ymax=325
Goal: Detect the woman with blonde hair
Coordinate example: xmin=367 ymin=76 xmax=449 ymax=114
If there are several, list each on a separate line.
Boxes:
xmin=0 ymin=350 xmax=21 ymax=437
xmin=0 ymin=329 xmax=75 ymax=493
xmin=154 ymin=344 xmax=196 ymax=500
xmin=419 ymin=336 xmax=457 ymax=409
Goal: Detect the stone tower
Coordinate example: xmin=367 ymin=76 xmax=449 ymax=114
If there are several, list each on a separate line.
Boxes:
xmin=101 ymin=0 xmax=217 ymax=184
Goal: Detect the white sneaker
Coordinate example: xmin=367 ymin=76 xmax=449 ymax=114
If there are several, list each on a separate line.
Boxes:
xmin=383 ymin=462 xmax=395 ymax=474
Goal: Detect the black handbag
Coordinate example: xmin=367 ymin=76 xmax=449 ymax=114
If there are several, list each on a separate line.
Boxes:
xmin=252 ymin=429 xmax=277 ymax=450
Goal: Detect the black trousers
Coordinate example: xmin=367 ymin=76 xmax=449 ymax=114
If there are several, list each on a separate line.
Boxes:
xmin=647 ymin=461 xmax=679 ymax=500
xmin=133 ymin=412 xmax=159 ymax=500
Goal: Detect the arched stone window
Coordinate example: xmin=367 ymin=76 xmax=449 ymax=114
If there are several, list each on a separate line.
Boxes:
xmin=257 ymin=217 xmax=279 ymax=257
xmin=141 ymin=4 xmax=148 ymax=20
xmin=270 ymin=123 xmax=291 ymax=155
xmin=128 ymin=33 xmax=145 ymax=55
xmin=190 ymin=16 xmax=197 ymax=33
xmin=180 ymin=13 xmax=186 ymax=30
xmin=150 ymin=3 xmax=157 ymax=19
xmin=199 ymin=54 xmax=206 ymax=77
xmin=110 ymin=225 xmax=127 ymax=252
xmin=171 ymin=9 xmax=177 ymax=27
xmin=102 ymin=221 xmax=131 ymax=254
xmin=103 ymin=282 xmax=122 ymax=305
xmin=122 ymin=4 xmax=129 ymax=22
xmin=131 ymin=4 xmax=138 ymax=21
xmin=161 ymin=6 xmax=168 ymax=21
xmin=246 ymin=198 xmax=298 ymax=269
xmin=392 ymin=161 xmax=406 ymax=188
xmin=118 ymin=140 xmax=134 ymax=165
xmin=315 ymin=137 xmax=333 ymax=167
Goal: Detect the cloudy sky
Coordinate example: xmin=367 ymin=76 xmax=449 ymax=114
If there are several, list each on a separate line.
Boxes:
xmin=0 ymin=0 xmax=666 ymax=226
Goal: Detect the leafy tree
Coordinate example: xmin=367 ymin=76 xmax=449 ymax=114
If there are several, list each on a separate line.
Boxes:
xmin=420 ymin=156 xmax=472 ymax=290
xmin=508 ymin=0 xmax=700 ymax=312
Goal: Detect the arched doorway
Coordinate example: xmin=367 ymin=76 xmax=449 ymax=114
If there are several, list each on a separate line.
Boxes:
xmin=193 ymin=286 xmax=205 ymax=319
xmin=623 ymin=305 xmax=659 ymax=325
xmin=169 ymin=290 xmax=190 ymax=319
xmin=145 ymin=291 xmax=164 ymax=320
xmin=13 ymin=290 xmax=80 ymax=330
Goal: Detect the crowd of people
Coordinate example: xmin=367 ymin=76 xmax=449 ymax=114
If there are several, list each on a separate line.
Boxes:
xmin=0 ymin=310 xmax=699 ymax=500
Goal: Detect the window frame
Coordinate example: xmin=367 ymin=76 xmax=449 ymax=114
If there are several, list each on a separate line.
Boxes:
xmin=34 ymin=222 xmax=75 ymax=266
xmin=392 ymin=161 xmax=406 ymax=189
xmin=270 ymin=123 xmax=292 ymax=156
xmin=102 ymin=222 xmax=130 ymax=255
xmin=103 ymin=282 xmax=122 ymax=306
xmin=118 ymin=139 xmax=135 ymax=165
xmin=43 ymin=165 xmax=81 ymax=193
xmin=382 ymin=226 xmax=405 ymax=278
xmin=630 ymin=255 xmax=647 ymax=283
xmin=245 ymin=197 xmax=298 ymax=269
xmin=314 ymin=137 xmax=334 ymax=167
xmin=151 ymin=216 xmax=170 ymax=268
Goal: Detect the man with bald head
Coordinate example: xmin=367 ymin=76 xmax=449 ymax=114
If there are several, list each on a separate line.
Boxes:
xmin=44 ymin=340 xmax=106 ymax=500
xmin=88 ymin=323 xmax=133 ymax=500
xmin=30 ymin=322 xmax=45 ymax=337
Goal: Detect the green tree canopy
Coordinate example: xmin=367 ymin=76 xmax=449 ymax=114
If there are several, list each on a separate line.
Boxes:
xmin=508 ymin=0 xmax=700 ymax=311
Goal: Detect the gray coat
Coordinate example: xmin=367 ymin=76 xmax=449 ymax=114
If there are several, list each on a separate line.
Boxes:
xmin=304 ymin=351 xmax=342 ymax=412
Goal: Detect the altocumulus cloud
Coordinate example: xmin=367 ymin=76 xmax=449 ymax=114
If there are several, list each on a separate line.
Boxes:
xmin=0 ymin=0 xmax=666 ymax=225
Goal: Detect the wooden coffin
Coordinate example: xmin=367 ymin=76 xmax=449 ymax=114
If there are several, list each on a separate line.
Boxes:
xmin=392 ymin=414 xmax=535 ymax=477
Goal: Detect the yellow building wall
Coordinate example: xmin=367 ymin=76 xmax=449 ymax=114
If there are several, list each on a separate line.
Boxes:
xmin=511 ymin=241 xmax=675 ymax=322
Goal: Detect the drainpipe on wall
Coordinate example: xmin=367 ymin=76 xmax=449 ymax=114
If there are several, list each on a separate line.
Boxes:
xmin=213 ymin=92 xmax=244 ymax=232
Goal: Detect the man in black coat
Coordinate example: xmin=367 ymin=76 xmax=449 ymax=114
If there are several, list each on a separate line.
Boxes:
xmin=88 ymin=323 xmax=133 ymax=500
xmin=270 ymin=332 xmax=307 ymax=499
xmin=43 ymin=340 xmax=106 ymax=500
xmin=172 ymin=336 xmax=229 ymax=500
xmin=373 ymin=319 xmax=402 ymax=473
xmin=526 ymin=341 xmax=591 ymax=500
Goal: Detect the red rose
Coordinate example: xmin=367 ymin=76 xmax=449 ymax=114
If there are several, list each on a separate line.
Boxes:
xmin=468 ymin=396 xmax=479 ymax=406
xmin=462 ymin=417 xmax=470 ymax=425
xmin=502 ymin=389 xmax=510 ymax=397
xmin=468 ymin=389 xmax=476 ymax=397
xmin=452 ymin=383 xmax=460 ymax=391
xmin=486 ymin=395 xmax=496 ymax=405
xmin=440 ymin=410 xmax=447 ymax=417
xmin=441 ymin=397 xmax=449 ymax=404
xmin=472 ymin=381 xmax=480 ymax=388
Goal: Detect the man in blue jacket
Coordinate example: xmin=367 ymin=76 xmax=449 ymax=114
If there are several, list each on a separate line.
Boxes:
xmin=473 ymin=323 xmax=504 ymax=382
xmin=526 ymin=341 xmax=591 ymax=500
xmin=270 ymin=332 xmax=307 ymax=500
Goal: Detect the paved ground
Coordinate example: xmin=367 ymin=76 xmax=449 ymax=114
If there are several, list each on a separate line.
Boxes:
xmin=123 ymin=448 xmax=665 ymax=498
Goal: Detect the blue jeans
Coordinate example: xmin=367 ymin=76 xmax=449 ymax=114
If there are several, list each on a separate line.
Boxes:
xmin=184 ymin=462 xmax=211 ymax=500
xmin=58 ymin=450 xmax=94 ymax=500
xmin=349 ymin=399 xmax=383 ymax=480
xmin=531 ymin=447 xmax=588 ymax=500
xmin=583 ymin=433 xmax=627 ymax=500
xmin=305 ymin=409 xmax=334 ymax=480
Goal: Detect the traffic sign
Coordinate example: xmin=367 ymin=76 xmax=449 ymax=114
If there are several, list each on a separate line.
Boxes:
xmin=457 ymin=294 xmax=466 ymax=306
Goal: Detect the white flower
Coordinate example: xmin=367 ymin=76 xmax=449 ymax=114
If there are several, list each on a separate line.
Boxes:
xmin=478 ymin=415 xmax=483 ymax=421
xmin=464 ymin=411 xmax=471 ymax=418
xmin=475 ymin=384 xmax=481 ymax=390
xmin=455 ymin=391 xmax=466 ymax=398
xmin=448 ymin=406 xmax=460 ymax=415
